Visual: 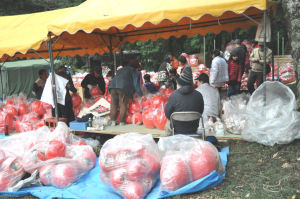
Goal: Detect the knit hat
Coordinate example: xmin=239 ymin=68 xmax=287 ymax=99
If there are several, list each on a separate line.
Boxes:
xmin=177 ymin=66 xmax=193 ymax=86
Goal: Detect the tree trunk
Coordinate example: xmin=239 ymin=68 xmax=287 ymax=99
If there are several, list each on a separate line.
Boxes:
xmin=281 ymin=0 xmax=300 ymax=110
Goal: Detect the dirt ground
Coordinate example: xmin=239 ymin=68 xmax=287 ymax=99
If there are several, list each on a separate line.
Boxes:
xmin=1 ymin=138 xmax=299 ymax=199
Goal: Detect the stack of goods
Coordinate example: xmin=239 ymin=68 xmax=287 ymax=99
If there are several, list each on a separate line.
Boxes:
xmin=105 ymin=88 xmax=172 ymax=130
xmin=158 ymin=135 xmax=224 ymax=191
xmin=0 ymin=94 xmax=52 ymax=134
xmin=99 ymin=133 xmax=161 ymax=199
xmin=279 ymin=63 xmax=296 ymax=84
xmin=240 ymin=73 xmax=249 ymax=90
xmin=266 ymin=63 xmax=295 ymax=84
xmin=0 ymin=122 xmax=97 ymax=191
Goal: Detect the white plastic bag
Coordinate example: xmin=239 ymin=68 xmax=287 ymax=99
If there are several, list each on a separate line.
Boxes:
xmin=222 ymin=93 xmax=250 ymax=135
xmin=242 ymin=81 xmax=300 ymax=146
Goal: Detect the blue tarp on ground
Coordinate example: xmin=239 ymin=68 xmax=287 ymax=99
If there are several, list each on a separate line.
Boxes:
xmin=0 ymin=134 xmax=229 ymax=199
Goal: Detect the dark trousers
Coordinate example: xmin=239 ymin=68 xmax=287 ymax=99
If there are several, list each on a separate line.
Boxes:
xmin=247 ymin=70 xmax=263 ymax=94
xmin=52 ymin=102 xmax=75 ymax=125
xmin=110 ymin=88 xmax=129 ymax=123
xmin=227 ymin=82 xmax=240 ymax=97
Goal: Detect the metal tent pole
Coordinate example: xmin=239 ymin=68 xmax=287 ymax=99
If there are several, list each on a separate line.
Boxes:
xmin=203 ymin=36 xmax=206 ymax=65
xmin=113 ymin=52 xmax=116 ymax=75
xmin=263 ymin=10 xmax=267 ymax=109
xmin=0 ymin=60 xmax=7 ymax=100
xmin=48 ymin=33 xmax=59 ymax=123
xmin=263 ymin=10 xmax=267 ymax=82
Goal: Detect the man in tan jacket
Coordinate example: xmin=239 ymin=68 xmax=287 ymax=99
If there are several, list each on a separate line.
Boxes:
xmin=247 ymin=42 xmax=272 ymax=94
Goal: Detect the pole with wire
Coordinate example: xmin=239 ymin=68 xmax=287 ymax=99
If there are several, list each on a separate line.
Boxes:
xmin=48 ymin=33 xmax=59 ymax=123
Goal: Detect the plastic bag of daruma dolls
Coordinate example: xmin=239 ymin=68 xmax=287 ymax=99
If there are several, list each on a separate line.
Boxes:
xmin=99 ymin=133 xmax=161 ymax=199
xmin=158 ymin=135 xmax=224 ymax=191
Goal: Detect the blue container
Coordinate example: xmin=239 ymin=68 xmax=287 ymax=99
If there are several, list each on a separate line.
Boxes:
xmin=69 ymin=121 xmax=88 ymax=131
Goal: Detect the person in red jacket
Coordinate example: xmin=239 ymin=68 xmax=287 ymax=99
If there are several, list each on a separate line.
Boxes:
xmin=227 ymin=51 xmax=242 ymax=97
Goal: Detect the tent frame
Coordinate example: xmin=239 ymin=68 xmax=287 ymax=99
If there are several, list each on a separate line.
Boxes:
xmin=46 ymin=9 xmax=270 ymax=123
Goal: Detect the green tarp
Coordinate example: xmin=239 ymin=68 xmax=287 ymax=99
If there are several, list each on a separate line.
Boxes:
xmin=0 ymin=59 xmax=54 ymax=99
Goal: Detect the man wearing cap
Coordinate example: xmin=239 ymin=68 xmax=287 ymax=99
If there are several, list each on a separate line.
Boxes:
xmin=195 ymin=73 xmax=221 ymax=122
xmin=247 ymin=42 xmax=272 ymax=94
xmin=81 ymin=66 xmax=106 ymax=99
xmin=164 ymin=67 xmax=204 ymax=134
xmin=210 ymin=49 xmax=229 ymax=92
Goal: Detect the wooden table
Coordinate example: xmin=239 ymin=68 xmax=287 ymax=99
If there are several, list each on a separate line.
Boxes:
xmin=70 ymin=124 xmax=242 ymax=140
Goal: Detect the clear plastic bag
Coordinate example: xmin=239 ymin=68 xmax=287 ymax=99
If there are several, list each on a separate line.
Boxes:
xmin=99 ymin=133 xmax=161 ymax=199
xmin=242 ymin=81 xmax=300 ymax=146
xmin=158 ymin=135 xmax=224 ymax=191
xmin=0 ymin=122 xmax=97 ymax=190
xmin=222 ymin=93 xmax=250 ymax=135
xmin=0 ymin=156 xmax=25 ymax=191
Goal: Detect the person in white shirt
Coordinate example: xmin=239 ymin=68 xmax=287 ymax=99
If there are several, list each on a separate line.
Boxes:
xmin=195 ymin=73 xmax=221 ymax=122
xmin=209 ymin=49 xmax=229 ymax=92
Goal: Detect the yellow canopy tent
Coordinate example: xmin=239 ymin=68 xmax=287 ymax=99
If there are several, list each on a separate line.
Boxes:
xmin=49 ymin=0 xmax=268 ymax=44
xmin=0 ymin=0 xmax=274 ymax=61
xmin=0 ymin=0 xmax=273 ymax=122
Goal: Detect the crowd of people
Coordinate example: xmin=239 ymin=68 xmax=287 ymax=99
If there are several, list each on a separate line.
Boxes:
xmin=31 ymin=39 xmax=272 ymax=134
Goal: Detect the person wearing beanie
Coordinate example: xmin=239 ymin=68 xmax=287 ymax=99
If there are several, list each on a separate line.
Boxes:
xmin=164 ymin=66 xmax=204 ymax=134
xmin=227 ymin=51 xmax=242 ymax=97
xmin=195 ymin=73 xmax=221 ymax=122
xmin=109 ymin=58 xmax=143 ymax=126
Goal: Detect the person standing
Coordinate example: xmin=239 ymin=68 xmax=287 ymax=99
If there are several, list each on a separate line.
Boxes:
xmin=195 ymin=73 xmax=221 ymax=122
xmin=166 ymin=68 xmax=179 ymax=90
xmin=169 ymin=53 xmax=178 ymax=69
xmin=178 ymin=55 xmax=191 ymax=75
xmin=81 ymin=67 xmax=106 ymax=99
xmin=247 ymin=42 xmax=272 ymax=94
xmin=164 ymin=66 xmax=204 ymax=134
xmin=227 ymin=51 xmax=242 ymax=97
xmin=32 ymin=69 xmax=48 ymax=100
xmin=157 ymin=55 xmax=172 ymax=87
xmin=231 ymin=39 xmax=246 ymax=75
xmin=54 ymin=66 xmax=77 ymax=125
xmin=209 ymin=49 xmax=229 ymax=92
xmin=109 ymin=58 xmax=143 ymax=126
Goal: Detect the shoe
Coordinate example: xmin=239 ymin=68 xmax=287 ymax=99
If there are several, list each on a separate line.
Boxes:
xmin=119 ymin=122 xmax=125 ymax=126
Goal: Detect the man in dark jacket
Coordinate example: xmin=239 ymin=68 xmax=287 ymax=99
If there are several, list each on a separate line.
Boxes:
xmin=231 ymin=39 xmax=246 ymax=77
xmin=164 ymin=66 xmax=204 ymax=134
xmin=109 ymin=58 xmax=143 ymax=126
xmin=81 ymin=67 xmax=106 ymax=99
